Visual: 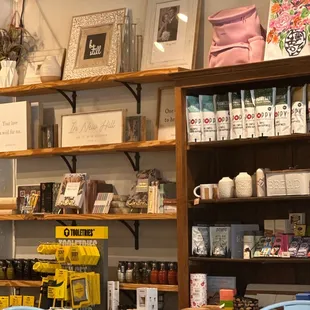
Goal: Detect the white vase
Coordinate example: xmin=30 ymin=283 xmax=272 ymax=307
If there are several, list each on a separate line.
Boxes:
xmin=218 ymin=177 xmax=234 ymax=199
xmin=40 ymin=56 xmax=61 ymax=82
xmin=235 ymin=172 xmax=253 ymax=198
xmin=0 ymin=60 xmax=19 ymax=87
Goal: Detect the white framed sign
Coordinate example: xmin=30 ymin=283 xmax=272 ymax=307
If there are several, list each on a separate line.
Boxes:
xmin=156 ymin=86 xmax=175 ymax=140
xmin=0 ymin=101 xmax=31 ymax=152
xmin=61 ymin=110 xmax=125 ymax=147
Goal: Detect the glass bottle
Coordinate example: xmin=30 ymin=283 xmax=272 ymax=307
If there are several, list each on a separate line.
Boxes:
xmin=167 ymin=262 xmax=177 ymax=285
xmin=117 ymin=261 xmax=126 ymax=283
xmin=132 ymin=262 xmax=141 ymax=283
xmin=121 ymin=15 xmax=131 ymax=72
xmin=130 ymin=24 xmax=137 ymax=72
xmin=142 ymin=262 xmax=150 ymax=284
xmin=136 ymin=35 xmax=143 ymax=71
xmin=0 ymin=261 xmax=5 ymax=280
xmin=150 ymin=262 xmax=159 ymax=284
xmin=158 ymin=262 xmax=168 ymax=284
xmin=6 ymin=260 xmax=14 ymax=280
xmin=125 ymin=262 xmax=133 ymax=283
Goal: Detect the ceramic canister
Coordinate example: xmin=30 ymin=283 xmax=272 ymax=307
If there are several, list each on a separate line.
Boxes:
xmin=235 ymin=172 xmax=253 ymax=198
xmin=40 ymin=56 xmax=61 ymax=82
xmin=218 ymin=177 xmax=234 ymax=199
xmin=190 ymin=273 xmax=207 ymax=308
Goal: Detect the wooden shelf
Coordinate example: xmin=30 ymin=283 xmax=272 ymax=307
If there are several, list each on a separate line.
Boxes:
xmin=193 ymin=195 xmax=310 ymax=206
xmin=119 ymin=283 xmax=178 ymax=292
xmin=189 ymin=257 xmax=310 ymax=264
xmin=0 ymin=280 xmax=41 ymax=287
xmin=0 ymin=140 xmax=175 ymax=159
xmin=0 ymin=68 xmax=183 ymax=97
xmin=172 ymin=55 xmax=310 ymax=89
xmin=0 ymin=213 xmax=177 ymax=221
xmin=188 ymin=134 xmax=310 ymax=150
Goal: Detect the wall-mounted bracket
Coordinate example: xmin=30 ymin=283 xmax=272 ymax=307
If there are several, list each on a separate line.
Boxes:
xmin=56 ymin=89 xmax=77 ymax=113
xmin=119 ymin=220 xmax=140 ymax=250
xmin=119 ymin=82 xmax=142 ymax=114
xmin=124 ymin=152 xmax=140 ymax=172
xmin=60 ymin=155 xmax=77 ymax=173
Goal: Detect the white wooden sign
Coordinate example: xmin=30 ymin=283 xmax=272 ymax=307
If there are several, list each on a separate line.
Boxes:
xmin=0 ymin=101 xmax=31 ymax=151
xmin=61 ymin=110 xmax=125 ymax=147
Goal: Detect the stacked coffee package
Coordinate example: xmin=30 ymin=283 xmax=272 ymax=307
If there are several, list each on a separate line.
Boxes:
xmin=186 ymin=84 xmax=309 ymax=143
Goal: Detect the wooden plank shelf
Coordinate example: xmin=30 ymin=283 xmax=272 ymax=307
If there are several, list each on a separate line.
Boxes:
xmin=0 ymin=140 xmax=176 ymax=159
xmin=189 ymin=257 xmax=310 ymax=264
xmin=0 ymin=68 xmax=183 ymax=97
xmin=0 ymin=280 xmax=41 ymax=287
xmin=188 ymin=133 xmax=310 ymax=150
xmin=119 ymin=283 xmax=178 ymax=292
xmin=0 ymin=213 xmax=177 ymax=221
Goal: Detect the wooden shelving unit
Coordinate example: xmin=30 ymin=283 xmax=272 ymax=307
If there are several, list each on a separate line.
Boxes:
xmin=0 ymin=67 xmax=183 ymax=97
xmin=0 ymin=140 xmax=175 ymax=159
xmin=119 ymin=283 xmax=178 ymax=292
xmin=0 ymin=280 xmax=41 ymax=287
xmin=0 ymin=213 xmax=177 ymax=221
xmin=174 ymin=55 xmax=310 ymax=309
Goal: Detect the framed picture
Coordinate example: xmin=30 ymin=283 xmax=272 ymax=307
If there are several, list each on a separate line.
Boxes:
xmin=61 ymin=109 xmax=125 ymax=147
xmin=156 ymin=86 xmax=175 ymax=140
xmin=63 ymin=9 xmax=127 ymax=80
xmin=23 ymin=49 xmax=65 ymax=85
xmin=125 ymin=116 xmax=146 ymax=142
xmin=141 ymin=0 xmax=200 ymax=70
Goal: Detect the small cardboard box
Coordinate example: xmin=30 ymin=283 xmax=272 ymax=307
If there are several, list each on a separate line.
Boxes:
xmin=107 ymin=281 xmax=119 ymax=310
xmin=275 ymin=219 xmax=291 ymax=234
xmin=264 ymin=220 xmax=275 ymax=236
xmin=137 ymin=288 xmax=158 ymax=310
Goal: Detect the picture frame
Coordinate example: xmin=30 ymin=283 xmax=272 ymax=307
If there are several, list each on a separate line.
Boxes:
xmin=141 ymin=0 xmax=200 ymax=70
xmin=63 ymin=9 xmax=127 ymax=80
xmin=61 ymin=109 xmax=126 ymax=147
xmin=23 ymin=49 xmax=66 ymax=85
xmin=125 ymin=116 xmax=147 ymax=142
xmin=156 ymin=86 xmax=175 ymax=140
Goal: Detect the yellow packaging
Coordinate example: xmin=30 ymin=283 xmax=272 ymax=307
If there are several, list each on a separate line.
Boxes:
xmin=68 ymin=246 xmax=86 ymax=265
xmin=10 ymin=295 xmax=22 ymax=306
xmin=83 ymin=246 xmax=93 ymax=265
xmin=0 ymin=296 xmax=9 ymax=309
xmin=87 ymin=272 xmax=96 ymax=305
xmin=94 ymin=273 xmax=101 ymax=305
xmin=92 ymin=246 xmax=100 ymax=265
xmin=23 ymin=296 xmax=35 ymax=307
xmin=37 ymin=243 xmax=59 ymax=255
xmin=70 ymin=274 xmax=91 ymax=309
xmin=55 ymin=245 xmax=70 ymax=263
xmin=55 ymin=269 xmax=70 ymax=301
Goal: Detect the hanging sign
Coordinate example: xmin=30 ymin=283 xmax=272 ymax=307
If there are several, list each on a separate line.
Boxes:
xmin=55 ymin=226 xmax=108 ymax=240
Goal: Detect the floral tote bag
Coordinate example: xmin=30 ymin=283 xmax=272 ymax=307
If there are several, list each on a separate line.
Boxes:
xmin=264 ymin=0 xmax=310 ymax=60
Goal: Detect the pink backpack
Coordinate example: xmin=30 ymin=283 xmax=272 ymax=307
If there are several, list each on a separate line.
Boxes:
xmin=208 ymin=5 xmax=265 ymax=68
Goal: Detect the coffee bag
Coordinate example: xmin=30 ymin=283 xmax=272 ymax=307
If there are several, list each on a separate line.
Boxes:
xmin=186 ymin=96 xmax=202 ymax=142
xmin=215 ymin=94 xmax=230 ymax=141
xmin=292 ymin=85 xmax=307 ymax=134
xmin=275 ymin=87 xmax=291 ymax=136
xmin=229 ymin=92 xmax=244 ymax=139
xmin=242 ymin=90 xmax=256 ymax=138
xmin=199 ymin=95 xmax=216 ymax=141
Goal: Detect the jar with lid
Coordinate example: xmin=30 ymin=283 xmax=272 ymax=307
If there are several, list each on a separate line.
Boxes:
xmin=158 ymin=262 xmax=168 ymax=284
xmin=142 ymin=262 xmax=151 ymax=284
xmin=0 ymin=261 xmax=5 ymax=280
xmin=117 ymin=261 xmax=126 ymax=283
xmin=167 ymin=262 xmax=177 ymax=285
xmin=6 ymin=260 xmax=14 ymax=280
xmin=132 ymin=262 xmax=141 ymax=283
xmin=150 ymin=262 xmax=159 ymax=284
xmin=125 ymin=262 xmax=133 ymax=283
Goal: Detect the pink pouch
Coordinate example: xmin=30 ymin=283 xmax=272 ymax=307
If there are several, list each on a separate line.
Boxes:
xmin=208 ymin=5 xmax=262 ymax=46
xmin=249 ymin=36 xmax=265 ymax=63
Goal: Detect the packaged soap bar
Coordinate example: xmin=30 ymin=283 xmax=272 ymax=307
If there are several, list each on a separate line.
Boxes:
xmin=291 ymin=85 xmax=307 ymax=133
xmin=275 ymin=87 xmax=291 ymax=136
xmin=297 ymin=237 xmax=310 ymax=257
xmin=210 ymin=226 xmax=231 ymax=257
xmin=261 ymin=236 xmax=274 ymax=257
xmin=192 ymin=226 xmax=210 ymax=256
xmin=254 ymin=88 xmax=275 ymax=137
xmin=186 ymin=96 xmax=202 ymax=142
xmin=229 ymin=92 xmax=244 ymax=139
xmin=199 ymin=95 xmax=216 ymax=141
xmin=270 ymin=235 xmax=281 ymax=257
xmin=215 ymin=94 xmax=230 ymax=141
xmin=242 ymin=90 xmax=256 ymax=138
xmin=289 ymin=236 xmax=302 ymax=257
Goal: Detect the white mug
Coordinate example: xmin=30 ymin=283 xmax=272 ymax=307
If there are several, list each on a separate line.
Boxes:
xmin=193 ymin=184 xmax=216 ymax=199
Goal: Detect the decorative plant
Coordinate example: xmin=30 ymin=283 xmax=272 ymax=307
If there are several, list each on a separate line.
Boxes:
xmin=267 ymin=0 xmax=310 ymax=56
xmin=0 ymin=23 xmax=36 ymax=66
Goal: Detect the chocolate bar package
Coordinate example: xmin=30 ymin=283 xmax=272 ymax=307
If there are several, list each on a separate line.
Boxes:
xmin=289 ymin=236 xmax=302 ymax=257
xmin=297 ymin=237 xmax=310 ymax=258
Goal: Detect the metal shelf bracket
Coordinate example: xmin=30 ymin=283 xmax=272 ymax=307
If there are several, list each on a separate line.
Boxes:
xmin=60 ymin=155 xmax=77 ymax=173
xmin=119 ymin=220 xmax=140 ymax=250
xmin=56 ymin=89 xmax=77 ymax=113
xmin=119 ymin=82 xmax=142 ymax=114
xmin=124 ymin=152 xmax=140 ymax=172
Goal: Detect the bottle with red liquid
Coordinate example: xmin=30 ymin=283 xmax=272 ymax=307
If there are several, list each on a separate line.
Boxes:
xmin=150 ymin=262 xmax=159 ymax=284
xmin=158 ymin=262 xmax=168 ymax=284
xmin=167 ymin=262 xmax=177 ymax=285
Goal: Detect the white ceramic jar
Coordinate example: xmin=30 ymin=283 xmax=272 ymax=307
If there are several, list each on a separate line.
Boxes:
xmin=235 ymin=172 xmax=253 ymax=198
xmin=40 ymin=56 xmax=61 ymax=82
xmin=218 ymin=177 xmax=234 ymax=199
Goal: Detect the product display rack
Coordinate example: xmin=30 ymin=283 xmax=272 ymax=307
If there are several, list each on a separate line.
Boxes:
xmin=173 ymin=55 xmax=310 ymax=309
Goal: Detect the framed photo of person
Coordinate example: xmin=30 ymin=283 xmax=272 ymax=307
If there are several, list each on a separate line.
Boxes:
xmin=63 ymin=8 xmax=127 ymax=80
xmin=141 ymin=0 xmax=200 ymax=70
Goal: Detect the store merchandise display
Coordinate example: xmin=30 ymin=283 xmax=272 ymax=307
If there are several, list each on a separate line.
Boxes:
xmin=186 ymin=84 xmax=310 ymax=143
xmin=0 ymin=259 xmax=40 ymax=280
xmin=117 ymin=261 xmax=178 ymax=285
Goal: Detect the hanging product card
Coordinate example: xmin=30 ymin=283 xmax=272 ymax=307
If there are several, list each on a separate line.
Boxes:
xmin=186 ymin=96 xmax=202 ymax=142
xmin=292 ymin=85 xmax=307 ymax=134
xmin=0 ymin=101 xmax=31 ymax=151
xmin=215 ymin=94 xmax=230 ymax=141
xmin=199 ymin=95 xmax=216 ymax=142
xmin=255 ymin=88 xmax=275 ymax=137
xmin=229 ymin=92 xmax=244 ymax=139
xmin=61 ymin=110 xmax=125 ymax=147
xmin=242 ymin=90 xmax=256 ymax=138
xmin=275 ymin=87 xmax=291 ymax=136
